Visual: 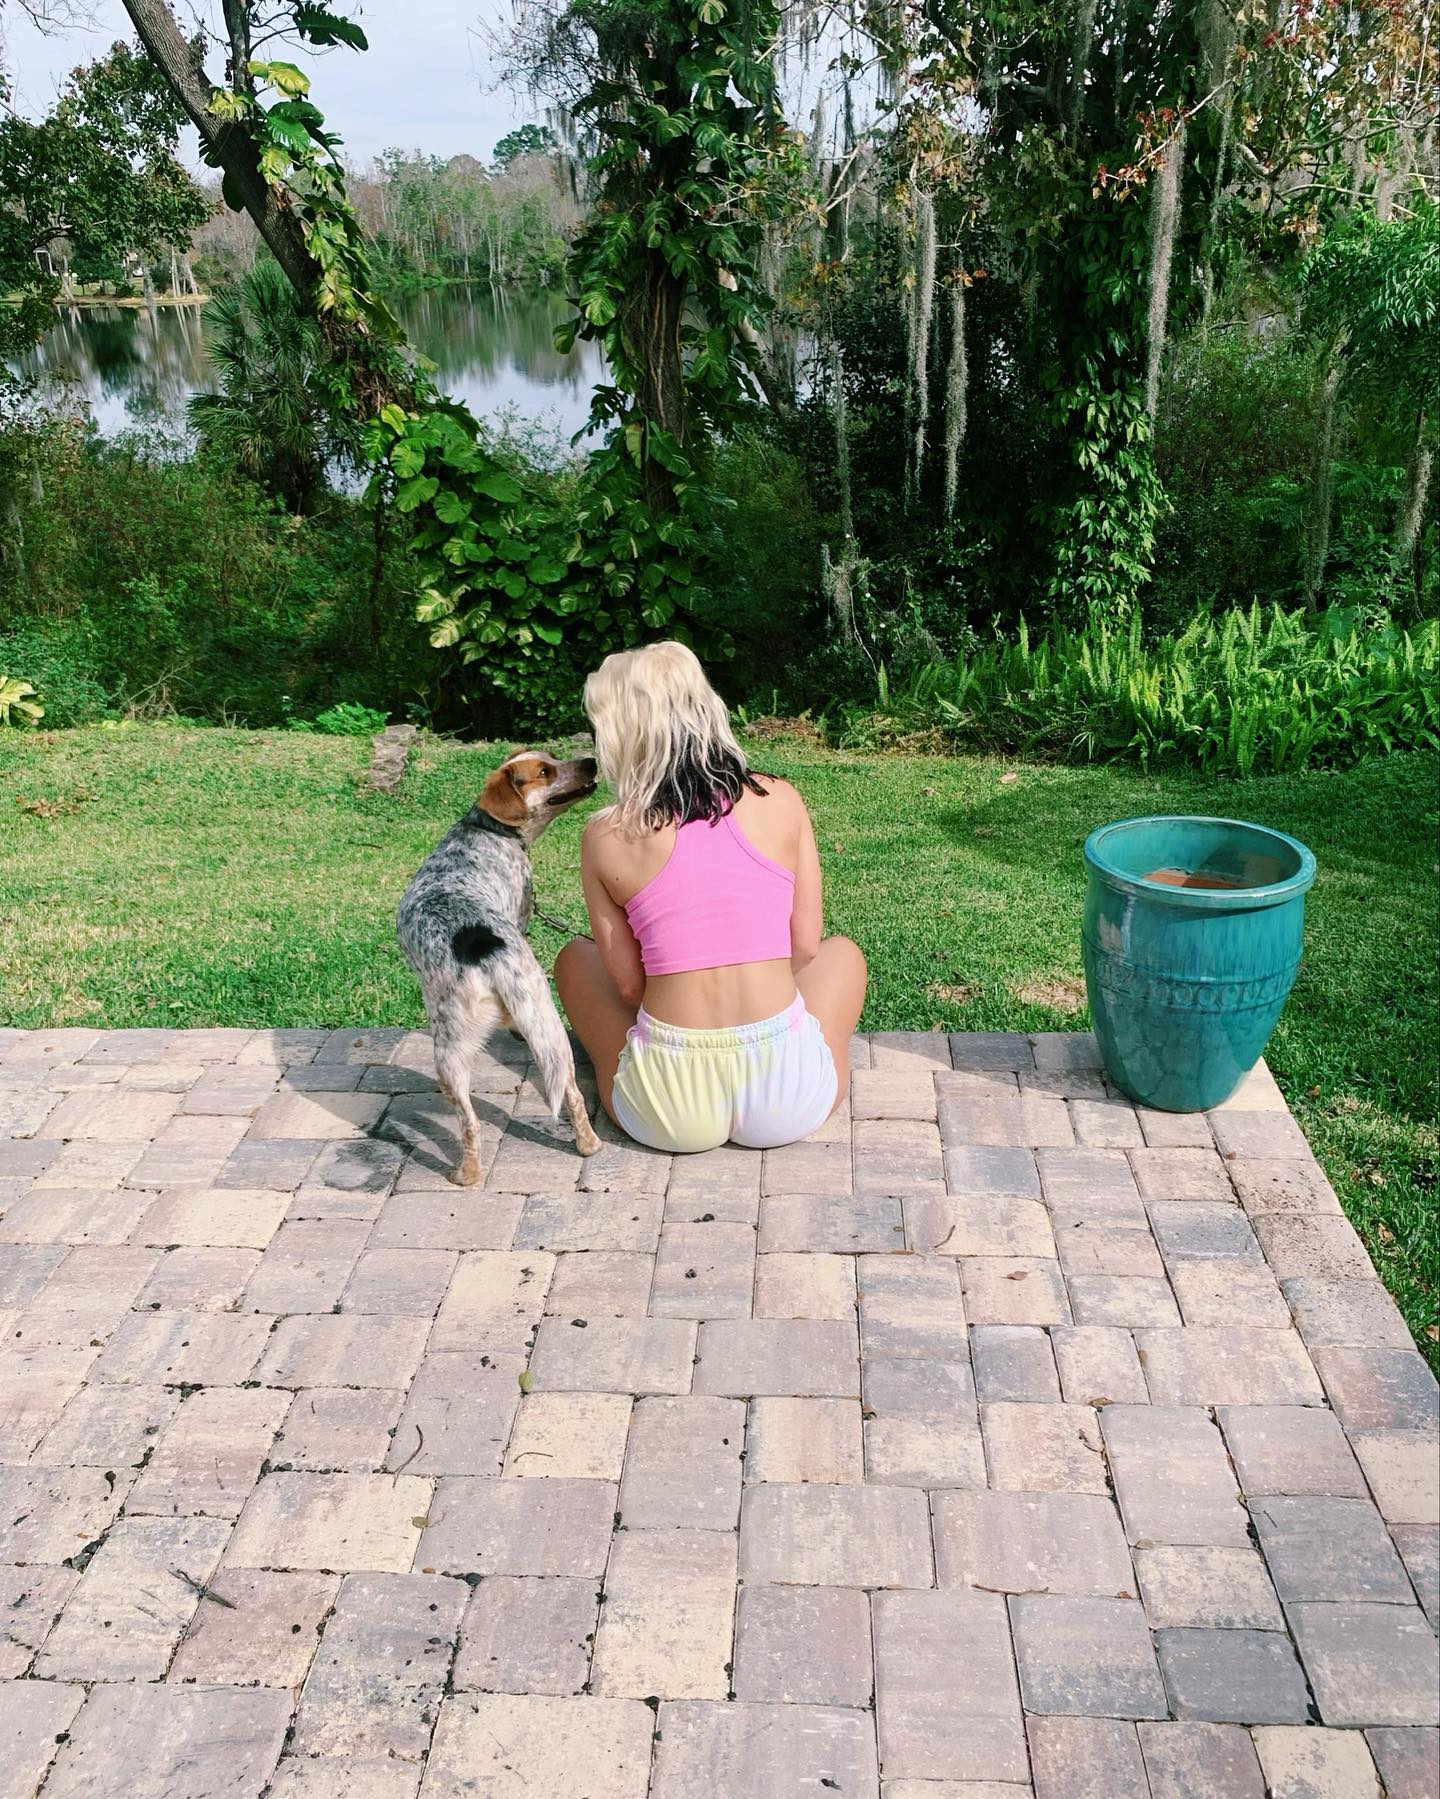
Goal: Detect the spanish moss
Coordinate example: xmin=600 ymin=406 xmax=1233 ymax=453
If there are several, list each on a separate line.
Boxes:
xmin=942 ymin=277 xmax=968 ymax=520
xmin=905 ymin=187 xmax=937 ymax=508
xmin=1199 ymin=99 xmax=1232 ymax=334
xmin=1394 ymin=411 xmax=1431 ymax=570
xmin=831 ymin=339 xmax=854 ymax=544
xmin=1146 ymin=117 xmax=1185 ymax=421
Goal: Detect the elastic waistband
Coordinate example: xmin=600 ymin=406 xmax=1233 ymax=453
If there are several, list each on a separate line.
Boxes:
xmin=632 ymin=993 xmax=808 ymax=1053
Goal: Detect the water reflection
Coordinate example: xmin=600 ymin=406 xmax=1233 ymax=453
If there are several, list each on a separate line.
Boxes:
xmin=14 ymin=286 xmax=604 ymax=441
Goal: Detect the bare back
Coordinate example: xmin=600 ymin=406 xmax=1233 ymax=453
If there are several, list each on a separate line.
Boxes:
xmin=582 ymin=777 xmax=824 ymax=1028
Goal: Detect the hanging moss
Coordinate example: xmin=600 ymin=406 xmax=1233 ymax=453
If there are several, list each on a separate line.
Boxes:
xmin=1069 ymin=0 xmax=1097 ymax=135
xmin=1199 ymin=99 xmax=1232 ymax=333
xmin=942 ymin=277 xmax=968 ymax=520
xmin=821 ymin=540 xmax=857 ymax=645
xmin=831 ymin=339 xmax=854 ymax=544
xmin=1145 ymin=118 xmax=1185 ymax=421
xmin=905 ymin=187 xmax=937 ymax=508
xmin=1304 ymin=354 xmax=1343 ymax=607
xmin=1394 ymin=413 xmax=1432 ymax=570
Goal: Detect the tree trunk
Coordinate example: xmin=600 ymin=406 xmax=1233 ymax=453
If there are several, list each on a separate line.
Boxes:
xmin=1146 ymin=119 xmax=1185 ymax=421
xmin=623 ymin=248 xmax=687 ymax=513
xmin=1068 ymin=0 xmax=1096 ymax=135
xmin=120 ymin=0 xmax=321 ymax=305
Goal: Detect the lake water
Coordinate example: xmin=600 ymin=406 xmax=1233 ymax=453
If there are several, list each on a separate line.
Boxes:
xmin=16 ymin=285 xmax=605 ymax=448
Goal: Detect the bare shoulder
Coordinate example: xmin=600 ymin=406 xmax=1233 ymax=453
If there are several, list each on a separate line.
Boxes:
xmin=582 ymin=808 xmax=626 ymax=864
xmin=751 ymin=774 xmax=813 ymax=833
xmin=751 ymin=773 xmax=806 ymax=810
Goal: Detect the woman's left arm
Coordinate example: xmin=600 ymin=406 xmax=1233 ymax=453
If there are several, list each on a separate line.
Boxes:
xmin=581 ymin=820 xmax=647 ymax=1007
xmin=789 ymin=791 xmax=824 ymax=972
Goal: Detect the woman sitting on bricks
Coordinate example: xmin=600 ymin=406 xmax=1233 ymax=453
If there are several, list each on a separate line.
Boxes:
xmin=555 ymin=640 xmax=867 ymax=1155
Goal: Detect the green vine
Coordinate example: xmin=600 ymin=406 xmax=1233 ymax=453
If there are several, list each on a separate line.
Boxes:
xmin=203 ymin=1 xmax=796 ymax=724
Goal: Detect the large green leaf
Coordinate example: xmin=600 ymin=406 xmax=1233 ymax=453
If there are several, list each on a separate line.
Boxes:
xmin=395 ymin=475 xmax=440 ymax=511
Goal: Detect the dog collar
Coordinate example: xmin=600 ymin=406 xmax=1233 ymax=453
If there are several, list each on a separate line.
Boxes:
xmin=461 ymin=805 xmax=524 ymax=841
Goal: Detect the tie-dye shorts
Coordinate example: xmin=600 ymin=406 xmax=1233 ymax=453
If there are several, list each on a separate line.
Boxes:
xmin=611 ymin=993 xmax=838 ymax=1154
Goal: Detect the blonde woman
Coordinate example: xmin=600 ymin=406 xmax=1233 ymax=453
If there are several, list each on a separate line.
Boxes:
xmin=555 ymin=641 xmax=867 ymax=1153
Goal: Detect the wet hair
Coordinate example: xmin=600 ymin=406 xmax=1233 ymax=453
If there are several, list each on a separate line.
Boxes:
xmin=583 ymin=641 xmax=766 ymax=836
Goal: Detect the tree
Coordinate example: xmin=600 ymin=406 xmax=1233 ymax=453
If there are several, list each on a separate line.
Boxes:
xmin=118 ymin=0 xmax=402 ymax=385
xmin=189 ymin=257 xmax=358 ymax=511
xmin=0 ymin=41 xmax=209 ymax=357
xmin=510 ymin=0 xmax=794 ymax=514
xmin=492 ymin=122 xmax=556 ymax=171
xmin=1300 ymin=204 xmax=1440 ymax=600
xmin=838 ymin=0 xmax=1438 ymax=621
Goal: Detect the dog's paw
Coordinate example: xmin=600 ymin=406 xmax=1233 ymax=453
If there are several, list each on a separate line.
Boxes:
xmin=576 ymin=1124 xmax=602 ymax=1158
xmin=449 ymin=1159 xmax=482 ymax=1187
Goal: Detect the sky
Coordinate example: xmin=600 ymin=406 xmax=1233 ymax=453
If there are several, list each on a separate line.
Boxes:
xmin=4 ymin=0 xmax=537 ymax=165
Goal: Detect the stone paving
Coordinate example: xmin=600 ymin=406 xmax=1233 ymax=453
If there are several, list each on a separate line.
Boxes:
xmin=1 ymin=1023 xmax=1437 ymax=1799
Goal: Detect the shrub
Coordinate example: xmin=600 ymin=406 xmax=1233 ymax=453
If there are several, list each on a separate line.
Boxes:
xmin=0 ymin=626 xmax=108 ymax=727
xmin=311 ymin=701 xmax=389 ymax=736
xmin=838 ymin=603 xmax=1440 ymax=776
xmin=4 ymin=420 xmax=434 ymax=726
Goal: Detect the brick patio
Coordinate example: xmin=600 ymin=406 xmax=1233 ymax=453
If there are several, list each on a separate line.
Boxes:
xmin=1 ymin=1024 xmax=1436 ymax=1798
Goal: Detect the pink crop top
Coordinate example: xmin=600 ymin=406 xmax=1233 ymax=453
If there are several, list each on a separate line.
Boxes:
xmin=623 ymin=812 xmax=796 ymax=977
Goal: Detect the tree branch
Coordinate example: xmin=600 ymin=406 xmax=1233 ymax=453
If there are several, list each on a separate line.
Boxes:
xmin=119 ymin=0 xmax=319 ymax=302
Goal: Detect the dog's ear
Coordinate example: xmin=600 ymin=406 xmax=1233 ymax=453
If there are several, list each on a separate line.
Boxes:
xmin=479 ymin=762 xmax=529 ymax=827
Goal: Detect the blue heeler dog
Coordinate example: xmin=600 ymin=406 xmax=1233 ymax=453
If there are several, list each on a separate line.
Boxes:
xmin=397 ymin=750 xmax=602 ymax=1184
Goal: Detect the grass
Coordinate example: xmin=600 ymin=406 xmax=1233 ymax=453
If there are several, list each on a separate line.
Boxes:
xmin=2 ymin=722 xmax=1435 ymax=1366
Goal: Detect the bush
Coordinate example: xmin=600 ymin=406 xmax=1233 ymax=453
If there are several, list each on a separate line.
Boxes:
xmin=837 ymin=603 xmax=1440 ymax=776
xmin=0 ymin=625 xmax=109 ymax=727
xmin=3 ymin=420 xmax=434 ymax=726
xmin=311 ymin=701 xmax=389 ymax=736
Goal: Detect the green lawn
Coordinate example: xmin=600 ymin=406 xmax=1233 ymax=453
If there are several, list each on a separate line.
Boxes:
xmin=3 ymin=723 xmax=1436 ymax=1366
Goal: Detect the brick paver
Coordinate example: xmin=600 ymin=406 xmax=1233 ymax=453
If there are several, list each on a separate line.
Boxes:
xmin=1 ymin=1027 xmax=1434 ymax=1795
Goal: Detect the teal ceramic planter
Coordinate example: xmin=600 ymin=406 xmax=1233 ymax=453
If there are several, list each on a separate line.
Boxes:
xmin=1082 ymin=815 xmax=1315 ymax=1113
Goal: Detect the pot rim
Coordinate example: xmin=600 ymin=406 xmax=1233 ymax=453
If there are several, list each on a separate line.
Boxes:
xmin=1083 ymin=814 xmax=1317 ymax=909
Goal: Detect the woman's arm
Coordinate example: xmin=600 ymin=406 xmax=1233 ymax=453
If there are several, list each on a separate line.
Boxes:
xmin=581 ymin=819 xmax=647 ymax=1007
xmin=789 ymin=791 xmax=824 ymax=972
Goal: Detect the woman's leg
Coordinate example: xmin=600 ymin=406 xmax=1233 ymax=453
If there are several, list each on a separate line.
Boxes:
xmin=554 ymin=937 xmax=637 ymax=1121
xmin=794 ymin=935 xmax=868 ymax=1114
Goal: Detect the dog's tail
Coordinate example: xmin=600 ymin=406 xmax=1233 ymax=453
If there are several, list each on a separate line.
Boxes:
xmin=480 ymin=944 xmax=576 ymax=1120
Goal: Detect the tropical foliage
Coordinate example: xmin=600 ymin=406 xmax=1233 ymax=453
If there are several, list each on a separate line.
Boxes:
xmin=2 ymin=0 xmax=1435 ymax=763
xmin=189 ymin=259 xmax=359 ymax=511
xmin=836 ymin=604 xmax=1440 ymax=775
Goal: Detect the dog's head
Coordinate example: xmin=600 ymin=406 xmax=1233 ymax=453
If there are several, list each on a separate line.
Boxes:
xmin=479 ymin=749 xmax=598 ymax=844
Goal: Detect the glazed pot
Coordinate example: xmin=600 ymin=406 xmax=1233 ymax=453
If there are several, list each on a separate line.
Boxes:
xmin=1081 ymin=815 xmax=1316 ymax=1113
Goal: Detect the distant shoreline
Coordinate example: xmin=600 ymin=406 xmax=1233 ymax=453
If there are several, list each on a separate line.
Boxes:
xmin=58 ymin=293 xmax=212 ymax=310
xmin=0 ymin=292 xmax=212 ymax=310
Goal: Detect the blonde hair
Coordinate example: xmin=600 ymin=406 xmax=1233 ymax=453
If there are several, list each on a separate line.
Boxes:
xmin=584 ymin=641 xmax=762 ymax=836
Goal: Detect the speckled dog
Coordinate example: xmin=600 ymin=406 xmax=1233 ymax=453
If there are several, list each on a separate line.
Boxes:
xmin=397 ymin=750 xmax=602 ymax=1183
